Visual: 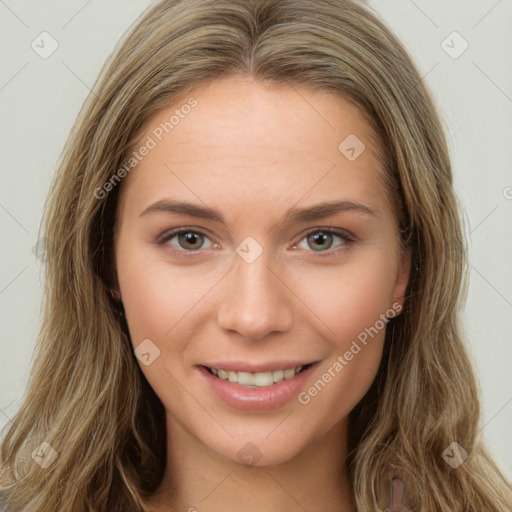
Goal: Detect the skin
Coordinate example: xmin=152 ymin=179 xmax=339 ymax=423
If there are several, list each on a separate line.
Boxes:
xmin=113 ymin=75 xmax=411 ymax=512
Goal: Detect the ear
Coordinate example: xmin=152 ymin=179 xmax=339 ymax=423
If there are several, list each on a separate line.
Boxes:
xmin=389 ymin=477 xmax=413 ymax=512
xmin=108 ymin=264 xmax=122 ymax=303
xmin=103 ymin=238 xmax=122 ymax=303
xmin=392 ymin=246 xmax=411 ymax=311
xmin=110 ymin=287 xmax=122 ymax=302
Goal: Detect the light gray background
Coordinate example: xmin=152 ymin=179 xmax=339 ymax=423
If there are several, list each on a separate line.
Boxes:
xmin=1 ymin=0 xmax=511 ymax=479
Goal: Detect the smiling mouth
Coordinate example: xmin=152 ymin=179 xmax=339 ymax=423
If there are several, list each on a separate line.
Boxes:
xmin=203 ymin=363 xmax=315 ymax=388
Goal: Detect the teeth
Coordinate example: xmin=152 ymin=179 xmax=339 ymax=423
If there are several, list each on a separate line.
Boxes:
xmin=284 ymin=368 xmax=295 ymax=379
xmin=209 ymin=365 xmax=305 ymax=387
xmin=272 ymin=369 xmax=284 ymax=382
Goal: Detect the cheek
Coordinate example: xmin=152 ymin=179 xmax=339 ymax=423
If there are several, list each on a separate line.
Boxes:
xmin=289 ymin=252 xmax=397 ymax=408
xmin=290 ymin=250 xmax=398 ymax=348
xmin=117 ymin=264 xmax=173 ymax=346
xmin=115 ymin=250 xmax=212 ymax=415
xmin=292 ymin=305 xmax=391 ymax=431
xmin=116 ymin=245 xmax=213 ymax=346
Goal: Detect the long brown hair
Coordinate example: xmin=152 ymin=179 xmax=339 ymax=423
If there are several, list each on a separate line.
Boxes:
xmin=1 ymin=0 xmax=511 ymax=510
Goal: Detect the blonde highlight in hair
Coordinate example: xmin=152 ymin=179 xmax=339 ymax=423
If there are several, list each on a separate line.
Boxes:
xmin=1 ymin=0 xmax=510 ymax=510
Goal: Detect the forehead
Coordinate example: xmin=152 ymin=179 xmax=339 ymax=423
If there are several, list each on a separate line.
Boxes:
xmin=118 ymin=75 xmax=391 ymax=221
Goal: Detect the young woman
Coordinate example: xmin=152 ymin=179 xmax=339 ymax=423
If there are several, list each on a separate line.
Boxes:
xmin=1 ymin=0 xmax=510 ymax=511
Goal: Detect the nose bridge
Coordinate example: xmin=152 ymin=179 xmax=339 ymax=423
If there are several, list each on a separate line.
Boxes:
xmin=217 ymin=242 xmax=293 ymax=340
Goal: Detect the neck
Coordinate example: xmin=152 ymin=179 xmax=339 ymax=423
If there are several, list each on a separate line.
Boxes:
xmin=146 ymin=413 xmax=355 ymax=512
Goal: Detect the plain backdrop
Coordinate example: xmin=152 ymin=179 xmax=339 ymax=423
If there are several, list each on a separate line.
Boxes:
xmin=1 ymin=0 xmax=511 ymax=479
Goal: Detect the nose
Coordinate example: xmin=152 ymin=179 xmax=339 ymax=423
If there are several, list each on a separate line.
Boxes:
xmin=217 ymin=248 xmax=294 ymax=341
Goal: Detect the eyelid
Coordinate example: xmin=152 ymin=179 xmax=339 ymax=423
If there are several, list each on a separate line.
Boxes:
xmin=291 ymin=227 xmax=355 ymax=257
xmin=156 ymin=226 xmax=212 ymax=245
xmin=157 ymin=225 xmax=355 ymax=257
xmin=156 ymin=226 xmax=216 ymax=257
xmin=299 ymin=226 xmax=356 ymax=244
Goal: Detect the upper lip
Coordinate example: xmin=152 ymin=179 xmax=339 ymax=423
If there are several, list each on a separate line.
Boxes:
xmin=200 ymin=360 xmax=318 ymax=373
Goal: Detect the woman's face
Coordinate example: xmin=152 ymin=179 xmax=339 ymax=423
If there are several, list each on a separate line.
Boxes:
xmin=114 ymin=75 xmax=410 ymax=466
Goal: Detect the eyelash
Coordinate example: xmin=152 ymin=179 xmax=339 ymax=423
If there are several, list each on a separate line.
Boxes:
xmin=156 ymin=226 xmax=355 ymax=259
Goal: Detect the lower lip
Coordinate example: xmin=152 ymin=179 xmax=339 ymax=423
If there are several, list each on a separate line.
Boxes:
xmin=198 ymin=364 xmax=318 ymax=411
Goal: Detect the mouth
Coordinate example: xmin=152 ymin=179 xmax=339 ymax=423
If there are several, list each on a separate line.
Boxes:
xmin=202 ymin=363 xmax=315 ymax=388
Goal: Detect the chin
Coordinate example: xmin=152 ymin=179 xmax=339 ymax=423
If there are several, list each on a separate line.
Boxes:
xmin=204 ymin=429 xmax=312 ymax=468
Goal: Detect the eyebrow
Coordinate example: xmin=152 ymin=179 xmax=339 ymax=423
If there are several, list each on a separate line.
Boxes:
xmin=139 ymin=198 xmax=378 ymax=225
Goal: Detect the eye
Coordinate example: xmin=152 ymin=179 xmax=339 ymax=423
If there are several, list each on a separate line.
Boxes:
xmin=158 ymin=228 xmax=215 ymax=255
xmin=157 ymin=227 xmax=354 ymax=258
xmin=294 ymin=228 xmax=354 ymax=255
